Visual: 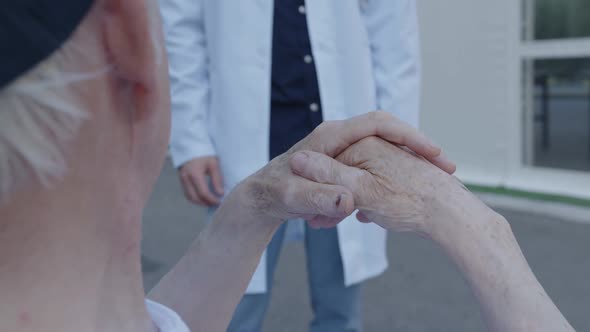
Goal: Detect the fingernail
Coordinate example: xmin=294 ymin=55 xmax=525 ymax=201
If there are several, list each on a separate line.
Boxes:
xmin=335 ymin=193 xmax=351 ymax=214
xmin=335 ymin=194 xmax=343 ymax=207
xmin=429 ymin=143 xmax=442 ymax=156
xmin=432 ymin=153 xmax=457 ymax=174
xmin=290 ymin=152 xmax=310 ymax=173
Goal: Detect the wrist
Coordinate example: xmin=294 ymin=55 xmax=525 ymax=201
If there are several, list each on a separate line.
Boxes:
xmin=426 ymin=177 xmax=507 ymax=247
xmin=227 ymin=178 xmax=284 ymax=230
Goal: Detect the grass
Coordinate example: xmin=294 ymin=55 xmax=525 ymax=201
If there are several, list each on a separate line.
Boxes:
xmin=466 ymin=184 xmax=590 ymax=208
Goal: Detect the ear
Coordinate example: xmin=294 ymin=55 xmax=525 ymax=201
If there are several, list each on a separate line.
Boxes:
xmin=101 ymin=0 xmax=158 ymax=91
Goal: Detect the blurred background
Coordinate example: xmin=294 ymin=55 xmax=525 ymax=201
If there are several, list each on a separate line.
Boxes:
xmin=420 ymin=0 xmax=590 ymax=194
xmin=143 ymin=1 xmax=590 ymax=330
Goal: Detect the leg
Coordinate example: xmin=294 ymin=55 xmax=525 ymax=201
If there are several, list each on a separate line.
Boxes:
xmin=305 ymin=225 xmax=362 ymax=332
xmin=227 ymin=223 xmax=287 ymax=332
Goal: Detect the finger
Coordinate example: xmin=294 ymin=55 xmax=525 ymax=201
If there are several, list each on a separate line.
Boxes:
xmin=208 ymin=160 xmax=225 ymax=196
xmin=356 ymin=211 xmax=372 ymax=224
xmin=307 ymin=111 xmax=442 ymax=160
xmin=429 ymin=153 xmax=457 ymax=175
xmin=286 ymin=180 xmax=355 ymax=219
xmin=180 ymin=173 xmax=204 ymax=205
xmin=307 ymin=218 xmax=323 ymax=229
xmin=290 ymin=151 xmax=364 ymax=189
xmin=404 ymin=146 xmax=456 ymax=175
xmin=191 ymin=173 xmax=220 ymax=206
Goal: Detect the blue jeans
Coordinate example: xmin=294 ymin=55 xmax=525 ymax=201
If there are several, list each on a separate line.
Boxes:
xmin=227 ymin=223 xmax=362 ymax=332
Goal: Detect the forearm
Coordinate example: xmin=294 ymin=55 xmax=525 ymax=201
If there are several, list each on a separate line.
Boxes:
xmin=148 ymin=183 xmax=280 ymax=331
xmin=431 ymin=188 xmax=573 ymax=332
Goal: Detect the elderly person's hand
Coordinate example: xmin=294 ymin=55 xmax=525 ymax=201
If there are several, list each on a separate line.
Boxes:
xmin=151 ymin=112 xmax=455 ymax=332
xmin=240 ymin=111 xmax=456 ymax=229
xmin=289 ymin=135 xmax=477 ymax=235
xmin=288 ymin=137 xmax=576 ymax=332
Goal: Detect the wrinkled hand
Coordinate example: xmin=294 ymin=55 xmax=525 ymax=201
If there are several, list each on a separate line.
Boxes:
xmin=178 ymin=156 xmax=224 ymax=206
xmin=290 ymin=137 xmax=577 ymax=332
xmin=242 ymin=112 xmax=456 ymax=229
xmin=290 ymin=136 xmax=464 ymax=234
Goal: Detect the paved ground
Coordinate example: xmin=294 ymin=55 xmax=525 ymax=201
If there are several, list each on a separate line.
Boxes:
xmin=142 ymin=161 xmax=590 ymax=331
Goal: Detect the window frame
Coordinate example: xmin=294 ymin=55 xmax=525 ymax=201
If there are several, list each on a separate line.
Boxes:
xmin=503 ymin=0 xmax=590 ymax=198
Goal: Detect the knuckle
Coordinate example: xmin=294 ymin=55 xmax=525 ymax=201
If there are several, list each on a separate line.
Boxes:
xmin=303 ymin=190 xmax=320 ymax=212
xmin=308 ymin=191 xmax=333 ymax=215
xmin=309 ymin=156 xmax=335 ymax=183
xmin=325 ymin=163 xmax=338 ymax=183
xmin=358 ymin=171 xmax=374 ymax=188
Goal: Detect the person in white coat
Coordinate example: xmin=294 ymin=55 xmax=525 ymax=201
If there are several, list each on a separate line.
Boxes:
xmin=160 ymin=0 xmax=421 ymax=330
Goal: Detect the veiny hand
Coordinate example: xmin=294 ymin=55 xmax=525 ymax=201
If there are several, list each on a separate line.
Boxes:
xmin=290 ymin=136 xmax=467 ymax=235
xmin=243 ymin=111 xmax=456 ymax=229
xmin=178 ymin=156 xmax=224 ymax=206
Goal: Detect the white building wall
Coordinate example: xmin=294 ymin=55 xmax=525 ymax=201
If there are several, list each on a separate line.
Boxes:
xmin=417 ymin=0 xmax=513 ymax=186
xmin=417 ymin=0 xmax=590 ymax=199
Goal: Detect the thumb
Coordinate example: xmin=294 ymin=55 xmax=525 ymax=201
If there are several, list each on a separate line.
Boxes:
xmin=290 ymin=151 xmax=364 ymax=190
xmin=286 ymin=179 xmax=355 ymax=219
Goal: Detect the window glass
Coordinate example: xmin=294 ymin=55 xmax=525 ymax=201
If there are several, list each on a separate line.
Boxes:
xmin=524 ymin=0 xmax=590 ymax=40
xmin=523 ymin=58 xmax=590 ymax=171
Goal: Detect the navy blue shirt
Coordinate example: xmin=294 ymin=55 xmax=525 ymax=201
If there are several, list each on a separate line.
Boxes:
xmin=269 ymin=0 xmax=323 ymax=159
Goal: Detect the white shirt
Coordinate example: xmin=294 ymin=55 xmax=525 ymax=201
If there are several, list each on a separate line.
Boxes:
xmin=146 ymin=300 xmax=190 ymax=332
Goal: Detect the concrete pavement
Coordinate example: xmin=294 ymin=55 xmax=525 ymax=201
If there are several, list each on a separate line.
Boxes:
xmin=142 ymin=161 xmax=590 ymax=331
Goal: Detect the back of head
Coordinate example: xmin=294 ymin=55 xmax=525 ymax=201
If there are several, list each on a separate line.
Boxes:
xmin=0 ymin=0 xmax=169 ymax=206
xmin=0 ymin=0 xmax=96 ymax=201
xmin=0 ymin=2 xmax=170 ymax=329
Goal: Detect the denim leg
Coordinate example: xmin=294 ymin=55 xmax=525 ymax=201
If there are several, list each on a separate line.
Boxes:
xmin=227 ymin=223 xmax=287 ymax=332
xmin=305 ymin=225 xmax=362 ymax=332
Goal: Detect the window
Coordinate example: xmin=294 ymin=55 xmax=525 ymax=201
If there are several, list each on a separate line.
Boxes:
xmin=523 ymin=58 xmax=590 ymax=171
xmin=523 ymin=0 xmax=590 ymax=40
xmin=521 ymin=0 xmax=590 ymax=172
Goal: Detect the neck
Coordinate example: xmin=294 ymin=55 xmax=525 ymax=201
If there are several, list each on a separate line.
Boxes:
xmin=0 ymin=181 xmax=155 ymax=332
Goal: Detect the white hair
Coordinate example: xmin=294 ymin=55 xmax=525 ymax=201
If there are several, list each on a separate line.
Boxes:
xmin=0 ymin=49 xmax=109 ymax=200
xmin=0 ymin=0 xmax=163 ymax=202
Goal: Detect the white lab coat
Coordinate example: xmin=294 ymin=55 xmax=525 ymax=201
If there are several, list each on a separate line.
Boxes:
xmin=160 ymin=0 xmax=421 ymax=294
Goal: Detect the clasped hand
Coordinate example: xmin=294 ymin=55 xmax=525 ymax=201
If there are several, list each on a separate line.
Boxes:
xmin=240 ymin=111 xmax=457 ymax=232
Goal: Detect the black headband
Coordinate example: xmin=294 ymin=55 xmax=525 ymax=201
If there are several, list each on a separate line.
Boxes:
xmin=0 ymin=0 xmax=95 ymax=89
